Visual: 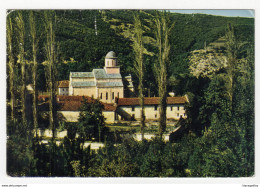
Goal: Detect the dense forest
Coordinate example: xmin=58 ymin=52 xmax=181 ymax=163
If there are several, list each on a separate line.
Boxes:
xmin=6 ymin=10 xmax=254 ymax=177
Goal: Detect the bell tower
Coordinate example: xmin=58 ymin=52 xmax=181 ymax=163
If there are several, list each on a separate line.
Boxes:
xmin=104 ymin=51 xmax=120 ymax=74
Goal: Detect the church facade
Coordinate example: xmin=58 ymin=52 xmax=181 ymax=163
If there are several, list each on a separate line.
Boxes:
xmin=67 ymin=51 xmax=134 ymax=103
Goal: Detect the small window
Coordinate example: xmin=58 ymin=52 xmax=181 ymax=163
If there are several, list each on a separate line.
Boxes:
xmin=171 ymin=106 xmax=173 ymax=111
xmin=112 ymin=92 xmax=114 ymax=100
xmin=106 ymin=92 xmax=108 ymax=100
xmin=155 ymin=114 xmax=157 ymax=118
xmin=117 ymin=92 xmax=120 ymax=98
xmin=177 ymin=106 xmax=180 ymax=111
xmin=132 ymin=106 xmax=135 ymax=111
xmin=132 ymin=114 xmax=135 ymax=120
xmin=100 ymin=93 xmax=102 ymax=99
xmin=177 ymin=113 xmax=179 ymax=117
xmin=155 ymin=105 xmax=158 ymax=111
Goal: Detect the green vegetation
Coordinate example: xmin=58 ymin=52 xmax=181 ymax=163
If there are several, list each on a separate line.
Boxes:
xmin=78 ymin=97 xmax=105 ymax=142
xmin=6 ymin=10 xmax=254 ymax=177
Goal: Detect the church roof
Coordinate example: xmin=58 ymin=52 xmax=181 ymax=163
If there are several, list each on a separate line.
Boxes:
xmin=70 ymin=72 xmax=94 ymax=78
xmin=93 ymin=69 xmax=121 ymax=79
xmin=105 ymin=51 xmax=117 ymax=59
xmin=71 ymin=81 xmax=96 ymax=87
xmin=96 ymin=82 xmax=124 ymax=87
xmin=71 ymin=69 xmax=122 ymax=79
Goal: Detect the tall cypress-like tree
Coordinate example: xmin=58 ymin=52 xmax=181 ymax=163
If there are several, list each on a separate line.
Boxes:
xmin=15 ymin=11 xmax=26 ymax=125
xmin=132 ymin=14 xmax=145 ymax=140
xmin=7 ymin=16 xmax=15 ymax=123
xmin=153 ymin=12 xmax=175 ymax=139
xmin=225 ymin=24 xmax=243 ymax=112
xmin=44 ymin=11 xmax=57 ymax=139
xmin=44 ymin=10 xmax=58 ymax=176
xmin=29 ymin=11 xmax=39 ymax=136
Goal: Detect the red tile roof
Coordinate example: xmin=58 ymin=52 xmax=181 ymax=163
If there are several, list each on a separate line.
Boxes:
xmin=38 ymin=95 xmax=116 ymax=111
xmin=117 ymin=96 xmax=188 ymax=106
xmin=58 ymin=101 xmax=82 ymax=111
xmin=39 ymin=95 xmax=92 ymax=102
xmin=58 ymin=80 xmax=69 ymax=88
xmin=57 ymin=95 xmax=92 ymax=101
xmin=103 ymin=103 xmax=117 ymax=111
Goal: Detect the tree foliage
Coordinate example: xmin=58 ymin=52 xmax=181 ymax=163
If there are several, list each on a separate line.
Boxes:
xmin=153 ymin=12 xmax=175 ymax=138
xmin=44 ymin=10 xmax=58 ymax=139
xmin=78 ymin=97 xmax=105 ymax=142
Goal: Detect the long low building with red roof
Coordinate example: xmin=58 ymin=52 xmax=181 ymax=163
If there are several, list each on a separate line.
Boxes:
xmin=38 ymin=95 xmax=117 ymax=123
xmin=38 ymin=95 xmax=188 ymax=123
xmin=115 ymin=96 xmax=189 ymax=121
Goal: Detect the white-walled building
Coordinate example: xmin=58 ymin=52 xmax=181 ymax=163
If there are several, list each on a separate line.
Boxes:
xmin=116 ymin=96 xmax=188 ymax=121
xmin=58 ymin=80 xmax=69 ymax=96
xmin=38 ymin=95 xmax=117 ymax=124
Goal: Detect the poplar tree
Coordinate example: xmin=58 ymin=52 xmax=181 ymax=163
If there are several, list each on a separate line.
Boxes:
xmin=153 ymin=12 xmax=175 ymax=139
xmin=44 ymin=11 xmax=58 ymax=139
xmin=7 ymin=16 xmax=15 ymax=122
xmin=132 ymin=14 xmax=145 ymax=140
xmin=29 ymin=11 xmax=39 ymax=136
xmin=225 ymin=24 xmax=244 ymax=111
xmin=15 ymin=11 xmax=26 ymax=125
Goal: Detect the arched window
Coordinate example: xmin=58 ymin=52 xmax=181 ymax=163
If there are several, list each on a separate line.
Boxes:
xmin=106 ymin=92 xmax=108 ymax=100
xmin=100 ymin=93 xmax=102 ymax=99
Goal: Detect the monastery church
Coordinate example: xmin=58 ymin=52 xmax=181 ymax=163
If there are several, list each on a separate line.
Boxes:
xmin=50 ymin=51 xmax=188 ymax=123
xmin=68 ymin=51 xmax=134 ymax=103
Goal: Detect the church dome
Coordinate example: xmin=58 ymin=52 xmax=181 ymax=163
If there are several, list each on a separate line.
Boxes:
xmin=105 ymin=51 xmax=117 ymax=59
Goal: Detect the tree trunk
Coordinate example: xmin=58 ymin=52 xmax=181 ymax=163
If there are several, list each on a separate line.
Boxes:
xmin=30 ymin=11 xmax=39 ymax=137
xmin=7 ymin=17 xmax=15 ymax=123
xmin=16 ymin=12 xmax=26 ymax=125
